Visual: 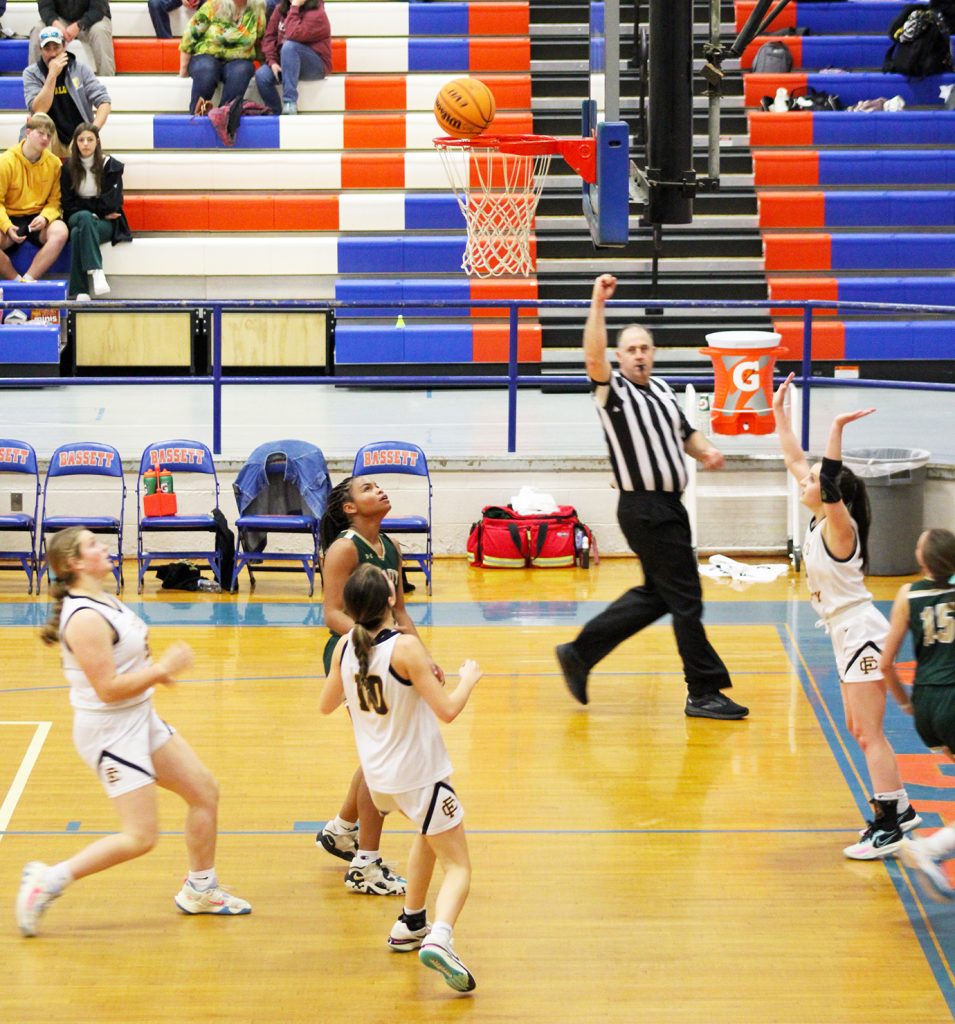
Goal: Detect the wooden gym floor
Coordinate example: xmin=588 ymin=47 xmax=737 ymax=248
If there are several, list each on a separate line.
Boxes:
xmin=1 ymin=559 xmax=955 ymax=1024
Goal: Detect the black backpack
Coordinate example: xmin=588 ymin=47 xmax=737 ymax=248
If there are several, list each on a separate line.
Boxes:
xmin=884 ymin=8 xmax=954 ymax=78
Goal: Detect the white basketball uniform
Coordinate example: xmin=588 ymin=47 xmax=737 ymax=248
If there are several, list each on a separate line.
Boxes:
xmin=803 ymin=517 xmax=887 ymax=683
xmin=62 ymin=593 xmax=175 ymax=796
xmin=339 ymin=628 xmax=463 ymax=835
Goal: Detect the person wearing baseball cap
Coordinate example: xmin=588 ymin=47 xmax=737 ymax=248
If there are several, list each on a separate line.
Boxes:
xmin=28 ymin=0 xmax=114 ymax=77
xmin=0 ymin=112 xmax=68 ymax=283
xmin=23 ymin=20 xmax=111 ymax=159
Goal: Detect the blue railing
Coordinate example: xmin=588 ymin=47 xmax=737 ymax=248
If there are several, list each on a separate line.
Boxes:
xmin=2 ymin=296 xmax=955 ymax=454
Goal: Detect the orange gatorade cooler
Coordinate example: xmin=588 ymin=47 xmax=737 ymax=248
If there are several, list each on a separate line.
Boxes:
xmin=699 ymin=331 xmax=786 ymax=435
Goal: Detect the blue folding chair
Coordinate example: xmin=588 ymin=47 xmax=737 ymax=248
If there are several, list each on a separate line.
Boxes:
xmin=352 ymin=440 xmax=433 ymax=594
xmin=39 ymin=442 xmax=126 ymax=592
xmin=0 ymin=438 xmax=41 ymax=593
xmin=137 ymin=439 xmax=221 ymax=593
xmin=232 ymin=440 xmax=331 ymax=596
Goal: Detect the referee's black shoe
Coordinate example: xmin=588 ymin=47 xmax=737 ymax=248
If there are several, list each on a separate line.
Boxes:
xmin=685 ymin=691 xmax=749 ymax=720
xmin=555 ymin=643 xmax=589 ymax=705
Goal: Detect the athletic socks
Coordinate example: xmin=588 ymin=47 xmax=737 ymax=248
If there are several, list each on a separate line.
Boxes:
xmin=330 ymin=815 xmax=357 ymax=832
xmin=353 ymin=849 xmax=380 ymax=868
xmin=875 ymin=788 xmax=910 ymax=814
xmin=46 ymin=861 xmax=74 ymax=895
xmin=430 ymin=921 xmax=453 ymax=947
xmin=187 ymin=868 xmax=217 ymax=892
xmin=402 ymin=907 xmax=427 ymax=931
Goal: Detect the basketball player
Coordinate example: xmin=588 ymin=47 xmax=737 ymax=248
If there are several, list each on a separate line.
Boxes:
xmin=16 ymin=527 xmax=250 ymax=938
xmin=316 ymin=475 xmax=443 ymax=896
xmin=880 ymin=529 xmax=955 ymax=899
xmin=320 ymin=563 xmax=481 ymax=994
xmin=773 ymin=373 xmax=918 ymax=859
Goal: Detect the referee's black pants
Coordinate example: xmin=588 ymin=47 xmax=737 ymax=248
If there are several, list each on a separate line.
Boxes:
xmin=571 ymin=490 xmax=732 ymax=698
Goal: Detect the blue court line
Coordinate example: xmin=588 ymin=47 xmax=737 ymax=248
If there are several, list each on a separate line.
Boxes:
xmin=780 ymin=620 xmax=955 ymax=1019
xmin=0 ymin=826 xmax=883 ymax=838
xmin=0 ymin=599 xmax=804 ymax=629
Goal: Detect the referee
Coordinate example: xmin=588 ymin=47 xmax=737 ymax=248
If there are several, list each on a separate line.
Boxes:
xmin=555 ymin=274 xmax=748 ymax=720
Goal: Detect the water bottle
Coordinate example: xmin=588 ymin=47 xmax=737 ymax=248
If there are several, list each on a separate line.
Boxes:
xmin=196 ymin=579 xmax=221 ymax=592
xmin=770 ymin=87 xmax=790 ymax=113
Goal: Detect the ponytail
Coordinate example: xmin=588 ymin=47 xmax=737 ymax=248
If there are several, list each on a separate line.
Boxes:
xmin=342 ymin=563 xmax=392 ymax=684
xmin=38 ymin=526 xmax=86 ymax=646
xmin=837 ymin=467 xmax=871 ymax=573
xmin=40 ymin=579 xmax=69 ymax=646
xmin=320 ymin=476 xmax=354 ymax=552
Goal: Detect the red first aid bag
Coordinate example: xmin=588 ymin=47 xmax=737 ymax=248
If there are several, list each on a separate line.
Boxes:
xmin=466 ymin=505 xmax=597 ymax=569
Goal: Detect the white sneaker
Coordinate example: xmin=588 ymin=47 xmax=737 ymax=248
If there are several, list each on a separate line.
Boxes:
xmin=75 ymin=293 xmax=92 ymax=302
xmin=900 ymin=839 xmax=955 ymax=902
xmin=16 ymin=861 xmax=60 ymax=937
xmin=419 ymin=938 xmax=477 ymax=992
xmin=388 ymin=915 xmax=430 ymax=951
xmin=317 ymin=821 xmax=358 ymax=862
xmin=174 ymin=880 xmax=251 ymax=915
xmin=344 ymin=858 xmax=406 ymax=896
xmin=90 ymin=269 xmax=110 ymax=296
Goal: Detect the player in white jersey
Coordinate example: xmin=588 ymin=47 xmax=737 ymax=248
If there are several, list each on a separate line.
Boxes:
xmin=320 ymin=563 xmax=482 ymax=994
xmin=774 ymin=374 xmax=918 ymax=860
xmin=15 ymin=527 xmax=250 ymax=938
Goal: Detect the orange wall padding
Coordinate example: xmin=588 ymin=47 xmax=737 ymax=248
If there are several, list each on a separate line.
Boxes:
xmin=758 ymin=191 xmax=824 ymax=228
xmin=753 ymin=150 xmax=819 ymax=186
xmin=748 ymin=112 xmax=813 ymax=146
xmin=743 ymin=72 xmax=806 ymax=107
xmin=470 ymin=2 xmax=530 ymax=35
xmin=763 ymin=233 xmax=832 ymax=271
xmin=767 ymin=276 xmax=838 ymax=317
xmin=472 ymin=322 xmax=542 ymax=362
xmin=124 ymin=195 xmax=340 ymax=232
xmin=772 ymin=320 xmax=845 ymax=359
xmin=469 ymin=278 xmax=538 ymax=318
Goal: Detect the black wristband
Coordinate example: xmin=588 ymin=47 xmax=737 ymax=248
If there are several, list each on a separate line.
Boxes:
xmin=820 ymin=457 xmax=842 ymax=504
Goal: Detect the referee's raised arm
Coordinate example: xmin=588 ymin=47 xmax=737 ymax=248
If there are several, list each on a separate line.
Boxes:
xmin=583 ymin=274 xmax=616 ymax=383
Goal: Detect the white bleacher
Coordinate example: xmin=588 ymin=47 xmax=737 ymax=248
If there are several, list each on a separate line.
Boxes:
xmin=99 ymin=235 xmax=339 ymax=275
xmin=3 ymin=1 xmax=414 ymax=38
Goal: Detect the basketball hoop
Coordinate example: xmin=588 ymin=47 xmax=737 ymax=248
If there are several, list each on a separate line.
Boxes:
xmin=434 ymin=134 xmax=597 ymax=278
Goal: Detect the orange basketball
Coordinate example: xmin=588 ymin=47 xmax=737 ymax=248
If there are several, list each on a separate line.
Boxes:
xmin=434 ymin=77 xmax=497 ymax=138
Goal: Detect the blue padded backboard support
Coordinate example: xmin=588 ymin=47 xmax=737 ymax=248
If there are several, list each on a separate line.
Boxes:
xmin=582 ymin=102 xmax=630 ymax=248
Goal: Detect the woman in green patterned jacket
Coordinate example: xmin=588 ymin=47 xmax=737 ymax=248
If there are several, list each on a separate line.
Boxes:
xmin=179 ymin=0 xmax=266 ymax=115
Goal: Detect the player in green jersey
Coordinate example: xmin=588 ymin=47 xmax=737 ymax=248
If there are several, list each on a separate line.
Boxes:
xmin=882 ymin=529 xmax=955 ymax=899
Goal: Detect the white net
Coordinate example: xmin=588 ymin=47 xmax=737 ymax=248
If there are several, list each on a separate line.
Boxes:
xmin=435 ymin=139 xmax=553 ymax=278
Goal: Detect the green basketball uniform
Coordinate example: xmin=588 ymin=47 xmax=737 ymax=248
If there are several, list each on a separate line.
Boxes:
xmin=909 ymin=580 xmax=955 ymax=688
xmin=322 ymin=529 xmax=401 ymax=674
xmin=908 ymin=579 xmax=955 ymax=750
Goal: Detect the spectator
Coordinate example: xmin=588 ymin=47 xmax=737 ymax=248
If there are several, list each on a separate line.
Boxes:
xmin=0 ymin=112 xmax=68 ymax=284
xmin=29 ymin=0 xmax=114 ymax=77
xmin=60 ymin=122 xmax=131 ymax=299
xmin=253 ymin=0 xmax=331 ymax=115
xmin=23 ymin=25 xmax=111 ymax=160
xmin=148 ymin=0 xmax=200 ymax=40
xmin=179 ymin=0 xmax=266 ymax=117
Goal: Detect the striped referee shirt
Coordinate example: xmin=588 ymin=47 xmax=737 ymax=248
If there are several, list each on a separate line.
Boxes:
xmin=592 ymin=371 xmax=694 ymax=493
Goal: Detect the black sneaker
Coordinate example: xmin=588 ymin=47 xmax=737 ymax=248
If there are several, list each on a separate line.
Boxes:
xmin=555 ymin=643 xmax=589 ymax=705
xmin=899 ymin=804 xmax=923 ymax=833
xmin=685 ymin=691 xmax=749 ymax=720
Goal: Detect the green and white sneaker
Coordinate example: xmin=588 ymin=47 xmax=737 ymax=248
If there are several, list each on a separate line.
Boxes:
xmin=317 ymin=821 xmax=359 ymax=862
xmin=16 ymin=861 xmax=60 ymax=937
xmin=174 ymin=880 xmax=252 ymax=915
xmin=344 ymin=858 xmax=406 ymax=896
xmin=419 ymin=938 xmax=477 ymax=992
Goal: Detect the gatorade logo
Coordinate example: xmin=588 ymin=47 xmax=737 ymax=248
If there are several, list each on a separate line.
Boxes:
xmin=58 ymin=449 xmax=114 ymax=469
xmin=361 ymin=450 xmax=418 ymax=468
xmin=731 ymin=359 xmax=761 ymax=394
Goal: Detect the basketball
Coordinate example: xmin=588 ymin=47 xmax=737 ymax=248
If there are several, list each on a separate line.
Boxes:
xmin=434 ymin=78 xmax=497 ymax=138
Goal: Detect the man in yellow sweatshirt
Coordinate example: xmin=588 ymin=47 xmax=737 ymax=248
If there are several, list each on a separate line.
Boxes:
xmin=0 ymin=112 xmax=68 ymax=282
